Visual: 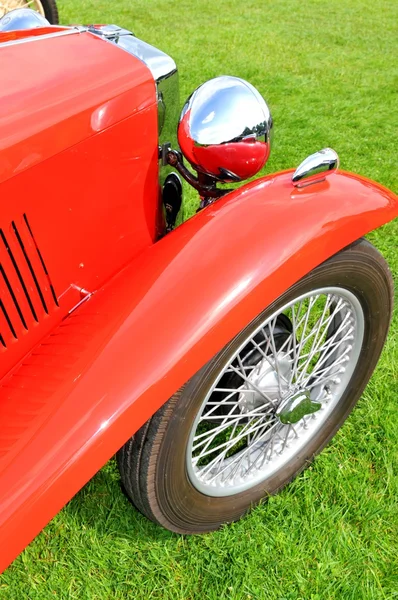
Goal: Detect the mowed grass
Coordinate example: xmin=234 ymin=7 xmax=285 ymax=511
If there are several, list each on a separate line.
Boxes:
xmin=1 ymin=0 xmax=398 ymax=598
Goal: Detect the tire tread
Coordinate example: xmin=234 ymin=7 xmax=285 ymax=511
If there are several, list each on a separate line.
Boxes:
xmin=117 ymin=239 xmax=394 ymax=533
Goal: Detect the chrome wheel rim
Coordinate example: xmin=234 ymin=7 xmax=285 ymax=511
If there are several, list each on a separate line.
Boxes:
xmin=0 ymin=1 xmax=45 ymax=18
xmin=186 ymin=287 xmax=364 ymax=497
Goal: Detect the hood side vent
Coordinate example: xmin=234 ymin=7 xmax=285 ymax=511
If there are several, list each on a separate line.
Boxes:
xmin=0 ymin=215 xmax=58 ymax=348
xmin=23 ymin=214 xmax=58 ymax=307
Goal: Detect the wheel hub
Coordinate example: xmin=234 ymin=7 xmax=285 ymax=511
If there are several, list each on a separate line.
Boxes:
xmin=238 ymin=352 xmax=292 ymax=413
xmin=276 ymin=389 xmax=321 ymax=424
xmin=238 ymin=351 xmax=322 ymax=424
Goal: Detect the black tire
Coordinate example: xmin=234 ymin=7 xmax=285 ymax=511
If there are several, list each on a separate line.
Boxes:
xmin=41 ymin=0 xmax=58 ymax=24
xmin=117 ymin=239 xmax=394 ymax=534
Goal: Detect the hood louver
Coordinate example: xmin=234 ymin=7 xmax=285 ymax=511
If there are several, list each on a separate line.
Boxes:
xmin=0 ymin=214 xmax=58 ymax=348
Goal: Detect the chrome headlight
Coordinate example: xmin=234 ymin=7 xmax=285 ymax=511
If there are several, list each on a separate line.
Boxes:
xmin=0 ymin=8 xmax=50 ymax=31
xmin=178 ymin=76 xmax=273 ymax=183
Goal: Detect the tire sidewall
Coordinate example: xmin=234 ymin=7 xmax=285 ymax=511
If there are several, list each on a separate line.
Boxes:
xmin=152 ymin=242 xmax=392 ymax=530
xmin=41 ymin=0 xmax=58 ymax=23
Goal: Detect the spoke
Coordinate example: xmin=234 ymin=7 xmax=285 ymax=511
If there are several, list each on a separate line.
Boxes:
xmin=200 ymin=410 xmax=269 ymax=421
xmin=294 ymin=298 xmax=346 ymax=377
xmin=197 ymin=416 xmax=256 ymax=480
xmin=290 ymin=300 xmax=341 ymax=375
xmin=242 ymin=420 xmax=283 ymax=476
xmin=206 ymin=400 xmax=246 ymax=406
xmin=193 ymin=402 xmax=273 ymax=454
xmin=244 ymin=336 xmax=271 ymax=364
xmin=294 ymin=312 xmax=352 ymax=386
xmin=230 ymin=338 xmax=268 ymax=368
xmin=198 ymin=386 xmax=244 ymax=419
xmin=197 ymin=447 xmax=231 ymax=480
xmin=267 ymin=434 xmax=277 ymax=462
xmin=224 ymin=363 xmax=257 ymax=374
xmin=278 ymin=424 xmax=292 ymax=454
xmin=193 ymin=405 xmax=242 ymax=448
xmin=194 ymin=422 xmax=240 ymax=465
xmin=237 ymin=319 xmax=291 ymax=392
xmin=274 ymin=329 xmax=294 ymax=356
xmin=301 ymin=316 xmax=351 ymax=365
xmin=291 ymin=299 xmax=304 ymax=336
xmin=205 ymin=417 xmax=280 ymax=483
xmin=289 ymin=295 xmax=319 ymax=384
xmin=267 ymin=317 xmax=284 ymax=395
xmin=236 ymin=353 xmax=251 ymax=399
xmin=280 ymin=300 xmax=347 ymax=367
xmin=202 ymin=378 xmax=271 ymax=420
xmin=257 ymin=423 xmax=286 ymax=469
xmin=228 ymin=417 xmax=241 ymax=445
xmin=237 ymin=419 xmax=292 ymax=479
xmin=295 ymin=294 xmax=335 ymax=375
xmin=298 ymin=322 xmax=353 ymax=386
xmin=305 ymin=345 xmax=350 ymax=385
xmin=229 ymin=364 xmax=275 ymax=405
xmin=196 ymin=414 xmax=273 ymax=472
xmin=306 ymin=372 xmax=341 ymax=390
xmin=207 ymin=388 xmax=242 ymax=393
xmin=289 ymin=303 xmax=298 ymax=366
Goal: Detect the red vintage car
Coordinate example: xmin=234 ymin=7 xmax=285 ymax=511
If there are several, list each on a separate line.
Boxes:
xmin=0 ymin=9 xmax=396 ymax=573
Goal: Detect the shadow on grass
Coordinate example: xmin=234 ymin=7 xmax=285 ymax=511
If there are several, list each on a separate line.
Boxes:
xmin=62 ymin=458 xmax=178 ymax=545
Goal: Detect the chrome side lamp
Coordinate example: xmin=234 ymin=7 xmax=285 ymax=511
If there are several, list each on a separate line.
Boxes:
xmin=292 ymin=148 xmax=339 ymax=188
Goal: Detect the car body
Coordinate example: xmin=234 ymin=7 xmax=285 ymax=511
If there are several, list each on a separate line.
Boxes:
xmin=0 ymin=13 xmax=397 ymax=573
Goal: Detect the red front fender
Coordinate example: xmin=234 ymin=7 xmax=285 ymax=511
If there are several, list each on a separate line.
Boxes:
xmin=0 ymin=170 xmax=396 ymax=571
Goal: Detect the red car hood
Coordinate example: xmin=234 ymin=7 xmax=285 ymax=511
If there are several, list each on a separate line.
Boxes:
xmin=0 ymin=28 xmax=156 ymax=185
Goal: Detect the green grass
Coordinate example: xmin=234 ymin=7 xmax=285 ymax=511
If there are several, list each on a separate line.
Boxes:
xmin=1 ymin=0 xmax=398 ymax=598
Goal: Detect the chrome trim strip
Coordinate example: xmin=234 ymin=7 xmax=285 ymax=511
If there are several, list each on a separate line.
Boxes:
xmin=0 ymin=27 xmax=80 ymax=49
xmin=86 ymin=25 xmax=176 ymax=83
xmin=113 ymin=35 xmax=176 ymax=83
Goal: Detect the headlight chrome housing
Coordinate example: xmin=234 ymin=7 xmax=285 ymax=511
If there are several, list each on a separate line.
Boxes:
xmin=178 ymin=76 xmax=273 ymax=183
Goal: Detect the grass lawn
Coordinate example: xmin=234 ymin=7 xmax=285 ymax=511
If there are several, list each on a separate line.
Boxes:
xmin=1 ymin=0 xmax=397 ymax=598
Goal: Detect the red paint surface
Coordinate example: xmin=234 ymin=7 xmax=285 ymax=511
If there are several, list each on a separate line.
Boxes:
xmin=0 ymin=168 xmax=396 ymax=572
xmin=0 ymin=29 xmax=160 ymax=377
xmin=0 ymin=26 xmax=68 ymax=44
xmin=0 ymin=30 xmax=156 ymax=185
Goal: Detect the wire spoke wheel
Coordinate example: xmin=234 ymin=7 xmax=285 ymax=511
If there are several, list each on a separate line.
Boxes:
xmin=0 ymin=1 xmax=45 ymax=17
xmin=186 ymin=287 xmax=364 ymax=496
xmin=117 ymin=239 xmax=393 ymax=534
